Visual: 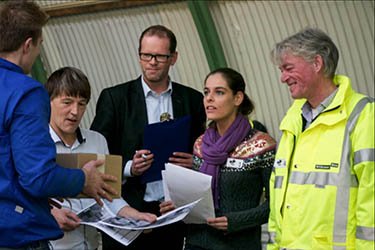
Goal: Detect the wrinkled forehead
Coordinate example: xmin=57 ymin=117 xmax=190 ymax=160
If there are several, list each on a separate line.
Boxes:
xmin=276 ymin=48 xmax=310 ymax=66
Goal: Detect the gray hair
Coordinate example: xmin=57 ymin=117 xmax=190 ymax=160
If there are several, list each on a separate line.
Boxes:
xmin=271 ymin=27 xmax=339 ymax=78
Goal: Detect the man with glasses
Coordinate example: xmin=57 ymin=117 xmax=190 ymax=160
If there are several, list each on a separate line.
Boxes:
xmin=91 ymin=25 xmax=206 ymax=249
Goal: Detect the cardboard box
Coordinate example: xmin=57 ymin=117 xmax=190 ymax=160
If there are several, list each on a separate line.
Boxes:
xmin=56 ymin=153 xmax=122 ymax=198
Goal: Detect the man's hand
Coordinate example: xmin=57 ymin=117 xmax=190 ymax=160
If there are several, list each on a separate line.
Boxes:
xmin=159 ymin=200 xmax=175 ymax=215
xmin=131 ymin=150 xmax=154 ymax=176
xmin=81 ymin=159 xmax=118 ymax=206
xmin=51 ymin=208 xmax=81 ymax=232
xmin=207 ymin=216 xmax=228 ymax=231
xmin=169 ymin=152 xmax=193 ymax=168
xmin=118 ymin=205 xmax=157 ymax=223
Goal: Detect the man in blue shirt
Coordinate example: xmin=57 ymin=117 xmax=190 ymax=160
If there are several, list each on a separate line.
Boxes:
xmin=0 ymin=2 xmax=117 ymax=249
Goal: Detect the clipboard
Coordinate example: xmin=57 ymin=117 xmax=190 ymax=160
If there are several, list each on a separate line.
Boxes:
xmin=141 ymin=116 xmax=191 ymax=184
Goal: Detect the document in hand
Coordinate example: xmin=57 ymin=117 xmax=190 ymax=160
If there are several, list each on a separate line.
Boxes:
xmin=100 ymin=199 xmax=200 ymax=230
xmin=141 ymin=116 xmax=191 ymax=184
xmin=77 ymin=201 xmax=141 ymax=246
xmin=77 ymin=199 xmax=199 ymax=246
xmin=162 ymin=163 xmax=215 ymax=224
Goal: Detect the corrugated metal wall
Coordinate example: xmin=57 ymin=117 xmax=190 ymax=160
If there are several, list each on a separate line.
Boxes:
xmin=39 ymin=0 xmax=374 ymax=139
xmin=35 ymin=0 xmax=75 ymax=5
xmin=40 ymin=1 xmax=209 ymax=129
xmin=208 ymin=0 xmax=374 ymax=137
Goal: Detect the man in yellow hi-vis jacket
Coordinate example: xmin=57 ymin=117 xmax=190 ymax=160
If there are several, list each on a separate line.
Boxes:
xmin=267 ymin=27 xmax=374 ymax=250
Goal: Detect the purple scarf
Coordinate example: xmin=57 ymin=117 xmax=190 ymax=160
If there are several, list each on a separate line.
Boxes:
xmin=200 ymin=115 xmax=251 ymax=209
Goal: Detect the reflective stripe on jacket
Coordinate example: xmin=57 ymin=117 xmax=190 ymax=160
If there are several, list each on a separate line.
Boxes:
xmin=268 ymin=75 xmax=374 ymax=250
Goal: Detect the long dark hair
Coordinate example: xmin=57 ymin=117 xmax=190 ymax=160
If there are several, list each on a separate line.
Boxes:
xmin=205 ymin=67 xmax=254 ymax=117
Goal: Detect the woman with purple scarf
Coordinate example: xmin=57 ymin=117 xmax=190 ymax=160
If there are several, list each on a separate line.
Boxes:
xmin=161 ymin=68 xmax=276 ymax=250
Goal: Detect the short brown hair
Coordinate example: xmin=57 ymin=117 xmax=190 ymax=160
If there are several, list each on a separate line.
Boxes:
xmin=0 ymin=1 xmax=48 ymax=53
xmin=138 ymin=25 xmax=177 ymax=54
xmin=45 ymin=67 xmax=91 ymax=103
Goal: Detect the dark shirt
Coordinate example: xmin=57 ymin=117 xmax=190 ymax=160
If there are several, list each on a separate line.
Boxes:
xmin=187 ymin=129 xmax=276 ymax=250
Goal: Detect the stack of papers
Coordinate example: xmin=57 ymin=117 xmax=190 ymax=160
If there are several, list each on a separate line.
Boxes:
xmin=74 ymin=159 xmax=215 ymax=245
xmin=162 ymin=163 xmax=215 ymax=224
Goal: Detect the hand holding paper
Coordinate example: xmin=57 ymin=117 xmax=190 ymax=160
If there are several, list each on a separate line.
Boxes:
xmin=162 ymin=163 xmax=215 ymax=224
xmin=159 ymin=200 xmax=175 ymax=215
xmin=51 ymin=208 xmax=81 ymax=232
xmin=117 ymin=206 xmax=157 ymax=223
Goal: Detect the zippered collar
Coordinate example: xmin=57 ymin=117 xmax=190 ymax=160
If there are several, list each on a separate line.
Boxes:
xmin=280 ymin=75 xmax=352 ymax=134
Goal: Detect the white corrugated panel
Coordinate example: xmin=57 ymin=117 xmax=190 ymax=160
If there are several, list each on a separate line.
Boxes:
xmin=34 ymin=0 xmax=82 ymax=7
xmin=159 ymin=3 xmax=210 ymax=91
xmin=209 ymin=0 xmax=374 ymax=138
xmin=40 ymin=1 xmax=209 ymax=129
xmin=39 ymin=1 xmax=374 ymax=137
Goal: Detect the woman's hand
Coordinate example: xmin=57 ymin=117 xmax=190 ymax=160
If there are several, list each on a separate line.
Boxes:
xmin=207 ymin=216 xmax=228 ymax=231
xmin=169 ymin=152 xmax=193 ymax=169
xmin=159 ymin=200 xmax=175 ymax=215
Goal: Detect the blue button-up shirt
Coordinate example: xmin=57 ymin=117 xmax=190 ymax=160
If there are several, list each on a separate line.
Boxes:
xmin=0 ymin=57 xmax=85 ymax=247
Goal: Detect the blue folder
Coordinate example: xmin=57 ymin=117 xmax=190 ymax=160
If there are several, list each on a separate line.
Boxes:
xmin=141 ymin=116 xmax=191 ymax=184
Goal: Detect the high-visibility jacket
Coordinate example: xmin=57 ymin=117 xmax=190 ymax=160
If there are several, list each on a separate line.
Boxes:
xmin=268 ymin=75 xmax=374 ymax=250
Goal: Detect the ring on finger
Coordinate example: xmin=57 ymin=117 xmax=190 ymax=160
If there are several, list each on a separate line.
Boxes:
xmin=142 ymin=161 xmax=146 ymax=165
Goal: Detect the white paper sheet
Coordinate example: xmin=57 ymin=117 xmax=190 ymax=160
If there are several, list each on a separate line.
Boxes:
xmin=78 ymin=202 xmax=141 ymax=246
xmin=99 ymin=199 xmax=199 ymax=230
xmin=163 ymin=163 xmax=215 ymax=224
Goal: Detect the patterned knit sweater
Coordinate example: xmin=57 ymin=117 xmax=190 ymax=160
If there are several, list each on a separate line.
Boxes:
xmin=186 ymin=128 xmax=276 ymax=250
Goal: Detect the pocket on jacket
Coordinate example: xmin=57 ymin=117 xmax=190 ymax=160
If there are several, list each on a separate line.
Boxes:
xmin=312 ymin=233 xmax=332 ymax=250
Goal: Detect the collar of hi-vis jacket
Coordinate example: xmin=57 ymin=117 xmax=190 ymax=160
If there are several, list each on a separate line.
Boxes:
xmin=279 ymin=75 xmax=353 ymax=135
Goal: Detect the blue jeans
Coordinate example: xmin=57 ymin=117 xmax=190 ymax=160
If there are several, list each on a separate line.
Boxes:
xmin=0 ymin=240 xmax=50 ymax=250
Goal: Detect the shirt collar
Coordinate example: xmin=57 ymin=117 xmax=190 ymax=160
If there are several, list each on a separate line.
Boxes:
xmin=141 ymin=75 xmax=173 ymax=98
xmin=49 ymin=125 xmax=86 ymax=146
xmin=76 ymin=127 xmax=86 ymax=144
xmin=320 ymin=86 xmax=339 ymax=109
xmin=0 ymin=57 xmax=24 ymax=74
xmin=302 ymin=86 xmax=339 ymax=121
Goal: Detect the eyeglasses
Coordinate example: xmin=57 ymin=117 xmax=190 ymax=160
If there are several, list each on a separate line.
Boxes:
xmin=139 ymin=53 xmax=171 ymax=63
